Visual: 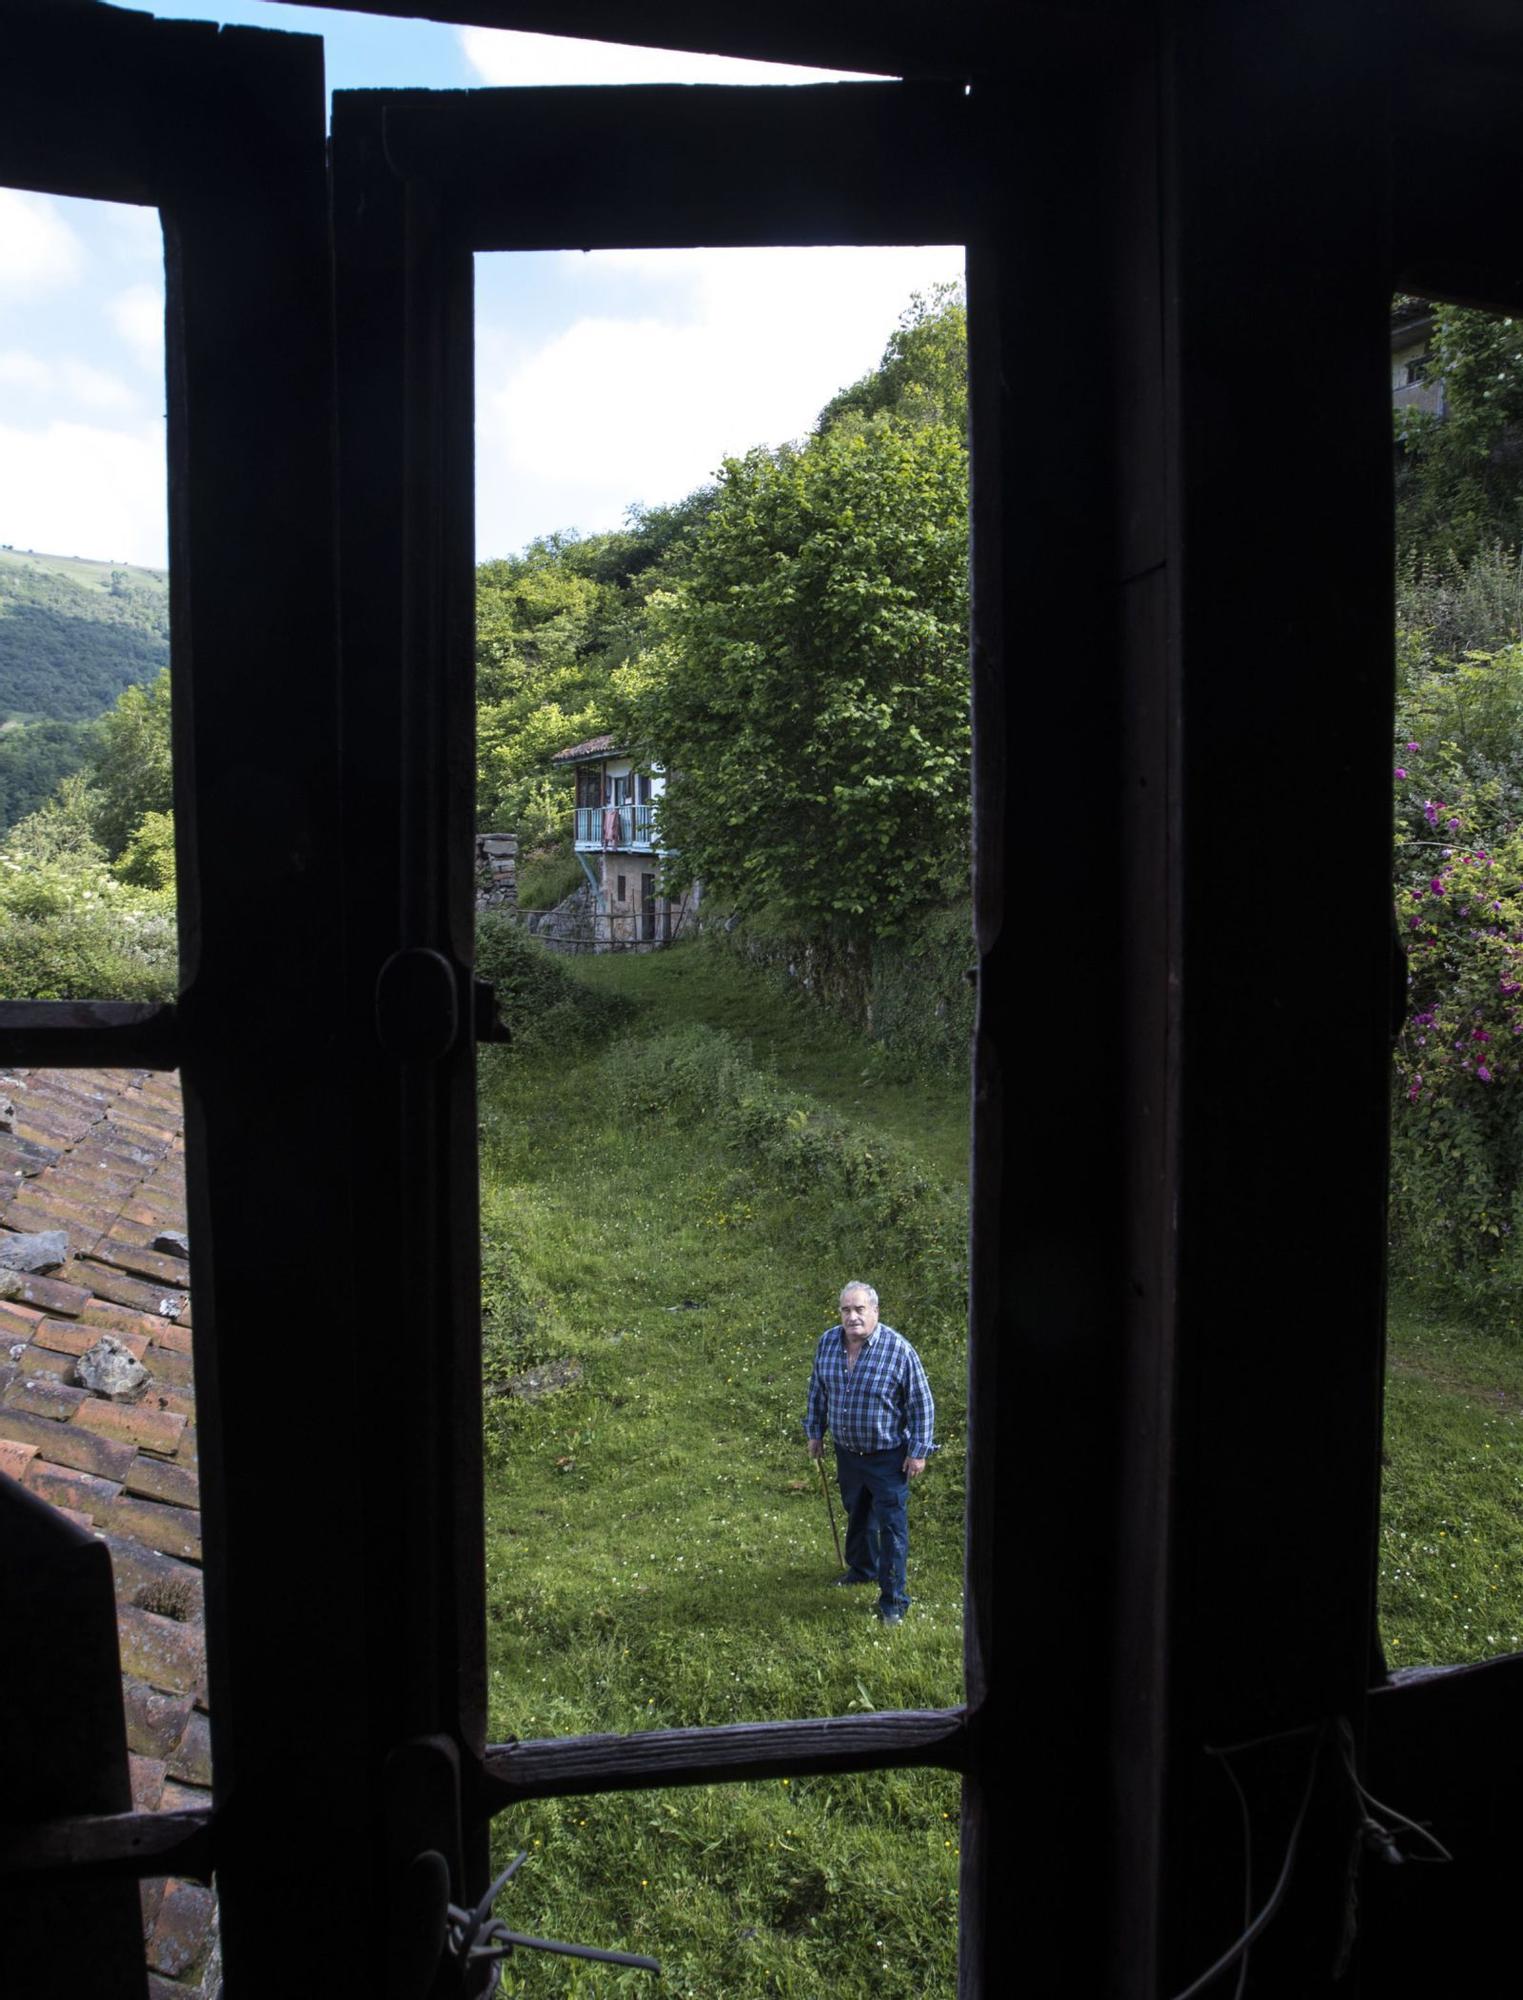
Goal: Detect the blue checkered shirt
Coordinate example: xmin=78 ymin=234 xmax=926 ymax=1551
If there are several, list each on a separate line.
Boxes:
xmin=804 ymin=1322 xmax=935 ymax=1459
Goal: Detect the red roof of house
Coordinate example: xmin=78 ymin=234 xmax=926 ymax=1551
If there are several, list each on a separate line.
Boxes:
xmin=0 ymin=1066 xmax=215 ymax=1994
xmin=549 ymin=734 xmax=619 ymax=764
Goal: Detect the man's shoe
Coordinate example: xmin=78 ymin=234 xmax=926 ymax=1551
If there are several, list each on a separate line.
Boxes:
xmin=878 ymin=1609 xmax=905 ymax=1626
xmin=832 ymin=1570 xmax=873 ymax=1587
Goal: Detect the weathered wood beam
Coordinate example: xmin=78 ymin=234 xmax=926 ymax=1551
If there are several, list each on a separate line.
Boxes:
xmin=0 ymin=1808 xmax=215 ymax=1884
xmin=0 ymin=1003 xmax=179 ymax=1071
xmin=373 ymin=82 xmax=976 ymax=252
xmin=250 ymin=0 xmax=1135 ymax=83
xmin=481 ymin=1709 xmax=969 ymax=1805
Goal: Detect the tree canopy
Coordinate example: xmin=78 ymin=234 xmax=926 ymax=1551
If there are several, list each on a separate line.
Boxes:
xmin=628 ymin=414 xmax=969 ymax=932
xmin=1397 ymin=304 xmax=1523 ymax=561
xmin=611 ymin=288 xmax=970 ymax=936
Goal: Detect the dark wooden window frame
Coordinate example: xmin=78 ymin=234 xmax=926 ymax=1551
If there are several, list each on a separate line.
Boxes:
xmin=327 ymin=64 xmax=988 ymax=1948
xmin=10 ymin=3 xmax=1523 ymax=1995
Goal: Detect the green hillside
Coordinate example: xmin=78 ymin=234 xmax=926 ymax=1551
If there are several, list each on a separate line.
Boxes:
xmin=0 ymin=546 xmax=169 ymax=724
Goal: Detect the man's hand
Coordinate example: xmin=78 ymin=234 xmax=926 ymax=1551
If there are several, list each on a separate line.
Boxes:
xmin=808 ymin=1438 xmax=824 ymax=1460
xmin=905 ymin=1456 xmax=926 ymax=1478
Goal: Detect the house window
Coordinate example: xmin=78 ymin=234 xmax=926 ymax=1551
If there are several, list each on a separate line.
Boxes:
xmin=616 ymin=872 xmax=627 ymax=901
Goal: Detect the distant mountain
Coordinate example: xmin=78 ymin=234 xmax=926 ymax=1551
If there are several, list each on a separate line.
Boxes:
xmin=0 ymin=547 xmax=169 ymax=724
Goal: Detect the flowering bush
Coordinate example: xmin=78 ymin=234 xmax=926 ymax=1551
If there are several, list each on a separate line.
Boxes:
xmin=1391 ymin=759 xmax=1523 ymax=1295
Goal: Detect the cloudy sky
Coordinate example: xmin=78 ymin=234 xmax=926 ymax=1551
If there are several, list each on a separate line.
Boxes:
xmin=0 ymin=6 xmax=962 ymax=566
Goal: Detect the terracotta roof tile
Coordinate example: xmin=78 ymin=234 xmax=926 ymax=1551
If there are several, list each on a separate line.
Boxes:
xmin=129 ymin=1753 xmax=169 ymax=1814
xmin=123 ymin=1455 xmax=199 ymax=1509
xmin=146 ymin=1878 xmax=217 ymax=1980
xmin=145 ymin=1318 xmax=193 ymax=1358
xmin=123 ymin=1681 xmax=195 ymax=1762
xmin=0 ymin=1297 xmax=44 ymax=1341
xmin=7 ymin=1343 xmax=73 ymax=1381
xmin=0 ymin=1437 xmax=37 ymax=1480
xmin=101 ymin=1531 xmax=203 ymax=1611
xmin=140 ymin=1876 xmax=167 ymax=1941
xmin=74 ymin=1398 xmax=188 ymax=1456
xmin=165 ymin=1711 xmax=212 ymax=1790
xmin=105 ymin=1494 xmax=202 ymax=1562
xmin=2 ymin=1369 xmax=89 ymax=1418
xmin=23 ymin=1458 xmax=122 ymax=1522
xmin=0 ymin=1271 xmax=93 ymax=1315
xmin=79 ymin=1298 xmax=177 ymax=1343
xmin=92 ymin=1241 xmax=193 ymax=1289
xmin=551 ymin=731 xmax=618 ymax=762
xmin=9 ymin=1065 xmax=211 ymax=1991
xmin=2 ymin=1401 xmax=137 ymax=1477
xmin=65 ymin=1259 xmax=191 ymax=1324
xmin=117 ymin=1602 xmax=206 ymax=1698
xmin=139 ymin=1343 xmax=193 ymax=1390
xmin=34 ymin=1316 xmax=148 ymax=1361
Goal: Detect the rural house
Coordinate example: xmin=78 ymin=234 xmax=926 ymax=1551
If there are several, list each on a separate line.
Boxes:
xmin=551 ymin=733 xmax=695 ymax=947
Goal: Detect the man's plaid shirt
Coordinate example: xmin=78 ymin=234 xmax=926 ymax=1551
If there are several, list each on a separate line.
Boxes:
xmin=804 ymin=1322 xmax=936 ymax=1458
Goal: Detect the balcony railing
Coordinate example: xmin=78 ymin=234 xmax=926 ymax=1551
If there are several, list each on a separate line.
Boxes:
xmin=575 ymin=802 xmax=658 ymax=849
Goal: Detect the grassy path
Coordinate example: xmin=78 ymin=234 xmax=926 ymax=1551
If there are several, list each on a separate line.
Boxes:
xmin=477 ymin=941 xmax=968 ymax=1997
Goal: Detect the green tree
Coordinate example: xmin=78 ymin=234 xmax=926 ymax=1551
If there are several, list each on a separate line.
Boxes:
xmin=88 ymin=665 xmax=172 ymax=858
xmin=632 ymin=414 xmax=970 ymax=935
xmin=816 ymin=284 xmax=968 ymax=440
xmin=474 ymin=502 xmax=713 ymax=839
xmin=1397 ymin=304 xmax=1523 ymax=561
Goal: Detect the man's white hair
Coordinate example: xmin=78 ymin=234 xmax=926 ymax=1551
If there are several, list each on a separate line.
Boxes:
xmin=839 ymin=1281 xmax=878 ymax=1307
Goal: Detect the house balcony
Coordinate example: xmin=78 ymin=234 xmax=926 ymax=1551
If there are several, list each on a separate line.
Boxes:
xmin=574 ymin=802 xmax=659 ymax=851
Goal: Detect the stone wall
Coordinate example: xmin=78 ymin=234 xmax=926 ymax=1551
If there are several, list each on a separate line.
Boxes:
xmin=474 ymin=832 xmax=518 ymax=910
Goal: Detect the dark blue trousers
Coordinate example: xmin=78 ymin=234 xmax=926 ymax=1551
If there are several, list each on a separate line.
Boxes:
xmin=835 ymin=1445 xmax=910 ymax=1616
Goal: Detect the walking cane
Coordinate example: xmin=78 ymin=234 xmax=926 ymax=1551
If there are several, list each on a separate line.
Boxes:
xmin=816 ymin=1452 xmax=844 ymax=1569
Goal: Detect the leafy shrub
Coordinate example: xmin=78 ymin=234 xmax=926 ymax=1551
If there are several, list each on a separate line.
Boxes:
xmin=711 ymin=901 xmax=974 ymax=1076
xmin=1391 ymin=814 xmax=1523 ymax=1298
xmin=514 ymin=843 xmax=583 ymax=912
xmin=0 ymin=786 xmax=176 ymax=1001
xmin=475 ymin=912 xmax=633 ymax=1055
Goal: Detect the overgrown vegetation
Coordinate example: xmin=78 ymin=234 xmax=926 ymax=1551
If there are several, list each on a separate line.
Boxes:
xmin=475 ymin=913 xmax=633 ymax=1057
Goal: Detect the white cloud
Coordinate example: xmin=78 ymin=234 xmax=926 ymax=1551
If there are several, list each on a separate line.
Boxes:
xmin=109 ymin=284 xmax=164 ymax=372
xmin=61 ymin=361 xmax=138 ymax=413
xmin=0 ymin=189 xmax=84 ymax=302
xmin=475 ymin=244 xmax=962 ymax=554
xmin=0 ymin=420 xmax=167 ymax=569
xmin=0 ymin=350 xmax=51 ymax=395
xmin=0 ymin=350 xmax=138 ymax=415
xmin=460 ymin=26 xmax=882 ymax=87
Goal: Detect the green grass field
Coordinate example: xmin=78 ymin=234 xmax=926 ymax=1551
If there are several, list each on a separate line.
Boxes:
xmin=474 ymin=934 xmax=1523 ymax=1993
xmin=1381 ymin=1290 xmax=1523 ymax=1667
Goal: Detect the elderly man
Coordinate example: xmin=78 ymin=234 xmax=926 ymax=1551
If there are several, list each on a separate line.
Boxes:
xmin=804 ymin=1281 xmax=935 ymax=1626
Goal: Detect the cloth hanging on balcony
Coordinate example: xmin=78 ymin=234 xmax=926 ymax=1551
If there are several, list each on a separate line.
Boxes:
xmin=603 ymin=806 xmax=618 ymax=845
